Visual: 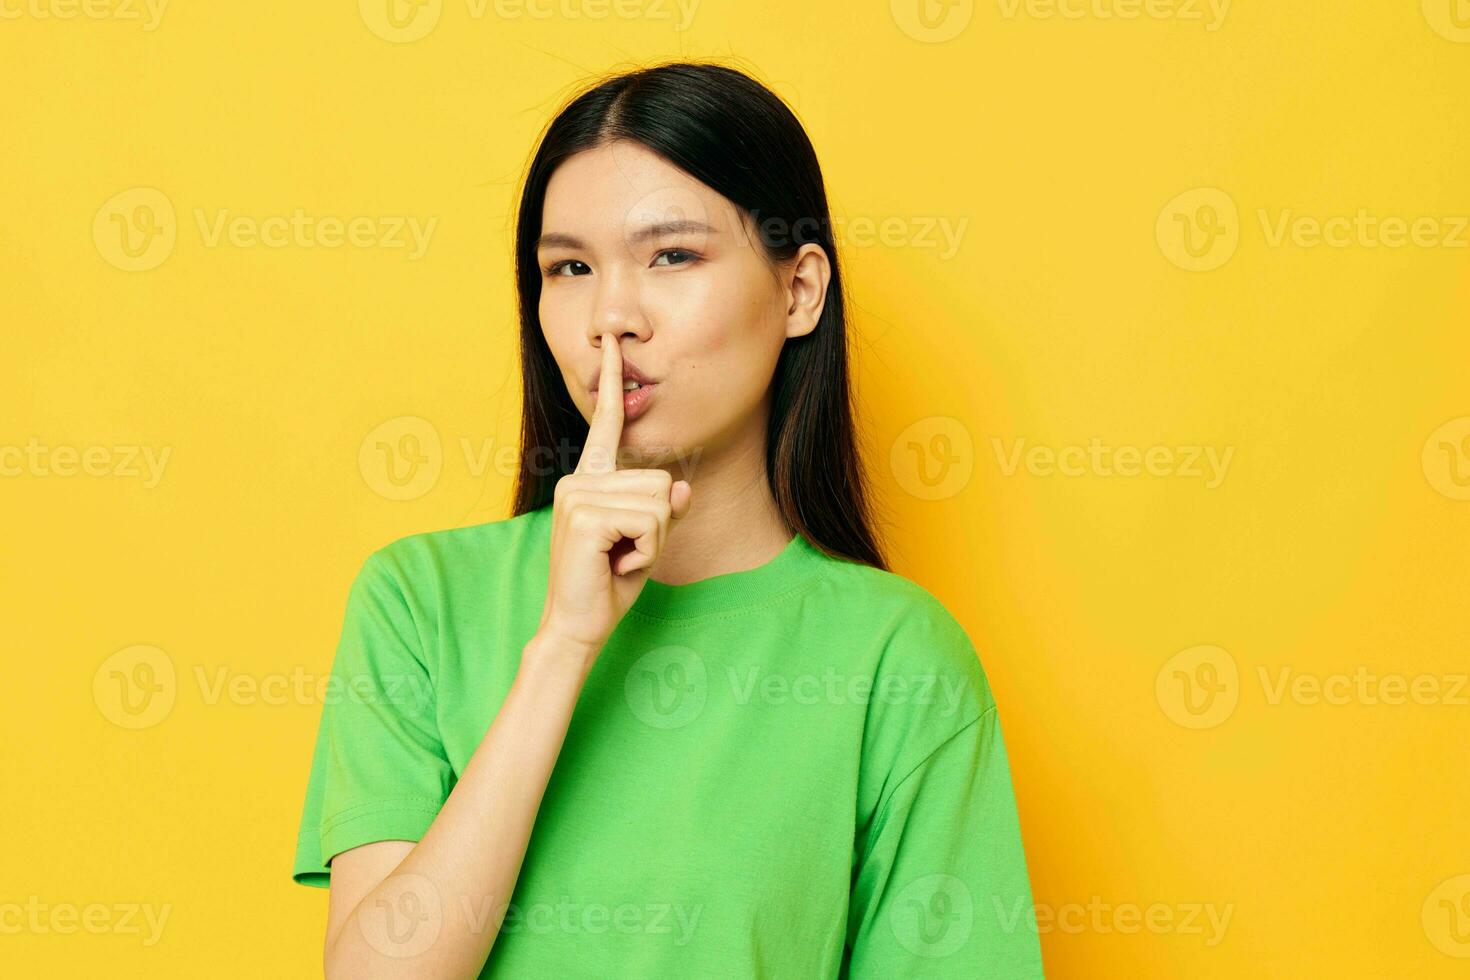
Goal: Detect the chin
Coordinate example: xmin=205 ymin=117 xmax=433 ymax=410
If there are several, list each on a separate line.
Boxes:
xmin=620 ymin=436 xmax=693 ymax=471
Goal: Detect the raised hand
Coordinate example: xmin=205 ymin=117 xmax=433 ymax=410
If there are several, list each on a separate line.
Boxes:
xmin=535 ymin=331 xmax=693 ymax=663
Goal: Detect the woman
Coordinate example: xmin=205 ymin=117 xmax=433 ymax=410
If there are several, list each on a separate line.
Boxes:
xmin=292 ymin=61 xmax=1042 ymax=978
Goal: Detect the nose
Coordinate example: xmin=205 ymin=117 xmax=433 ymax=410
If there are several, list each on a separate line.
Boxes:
xmin=587 ymin=320 xmax=646 ymax=353
xmin=588 ymin=307 xmax=652 ymax=357
xmin=585 ymin=269 xmax=652 ymax=349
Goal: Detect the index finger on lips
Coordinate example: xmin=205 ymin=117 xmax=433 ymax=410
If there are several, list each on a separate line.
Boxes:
xmin=576 ymin=331 xmax=624 ymax=475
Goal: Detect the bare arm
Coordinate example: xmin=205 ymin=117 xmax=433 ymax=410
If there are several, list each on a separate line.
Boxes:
xmin=322 ymin=332 xmax=692 ymax=978
xmin=323 ymin=631 xmax=595 ymax=980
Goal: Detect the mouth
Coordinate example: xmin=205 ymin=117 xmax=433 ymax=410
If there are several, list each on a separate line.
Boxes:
xmin=592 ymin=380 xmax=659 ymax=420
xmin=588 ymin=355 xmax=658 ymax=395
xmin=591 ymin=378 xmax=654 ymax=395
xmin=586 ymin=352 xmax=660 ymax=420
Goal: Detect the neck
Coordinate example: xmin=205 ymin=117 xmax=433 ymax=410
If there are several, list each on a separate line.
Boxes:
xmin=644 ymin=426 xmax=790 ymax=587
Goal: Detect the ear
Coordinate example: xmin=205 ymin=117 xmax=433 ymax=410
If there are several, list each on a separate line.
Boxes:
xmin=783 ymin=243 xmax=831 ymax=340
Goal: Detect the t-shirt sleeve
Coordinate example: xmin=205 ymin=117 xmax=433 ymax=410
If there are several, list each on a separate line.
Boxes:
xmin=290 ymin=548 xmax=454 ymax=888
xmin=843 ymin=704 xmax=1044 ymax=978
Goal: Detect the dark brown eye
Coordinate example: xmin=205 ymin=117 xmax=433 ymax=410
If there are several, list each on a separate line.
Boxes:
xmin=652 ymin=249 xmax=699 ymax=267
xmin=545 ymin=259 xmax=590 ymax=277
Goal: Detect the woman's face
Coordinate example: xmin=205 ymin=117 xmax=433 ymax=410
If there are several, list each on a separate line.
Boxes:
xmin=536 ymin=139 xmax=826 ymax=472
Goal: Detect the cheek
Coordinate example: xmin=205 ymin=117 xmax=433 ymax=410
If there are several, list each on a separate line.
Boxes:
xmin=538 ymin=290 xmax=582 ymax=350
xmin=662 ymin=276 xmax=782 ymax=403
xmin=664 ymin=269 xmax=776 ymax=348
xmin=674 ymin=336 xmax=771 ymax=419
xmin=537 ymin=300 xmax=583 ymax=393
xmin=537 ymin=289 xmax=567 ymax=335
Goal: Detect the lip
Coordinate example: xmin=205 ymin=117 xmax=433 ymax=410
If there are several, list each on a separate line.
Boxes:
xmin=602 ymin=381 xmax=658 ymax=421
xmin=588 ymin=355 xmax=659 ymax=394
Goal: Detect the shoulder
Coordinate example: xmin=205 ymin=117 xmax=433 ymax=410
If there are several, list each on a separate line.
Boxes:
xmin=835 ymin=560 xmax=1005 ymax=821
xmin=362 ymin=505 xmax=549 ymax=585
xmin=374 ymin=504 xmax=547 ymax=564
xmin=814 ymin=554 xmax=998 ymax=720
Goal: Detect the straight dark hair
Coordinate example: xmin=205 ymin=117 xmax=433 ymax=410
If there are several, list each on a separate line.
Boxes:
xmin=510 ymin=60 xmax=886 ymax=571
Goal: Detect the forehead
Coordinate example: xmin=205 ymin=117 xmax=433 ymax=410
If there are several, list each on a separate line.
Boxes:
xmin=541 ymin=140 xmax=735 ymax=240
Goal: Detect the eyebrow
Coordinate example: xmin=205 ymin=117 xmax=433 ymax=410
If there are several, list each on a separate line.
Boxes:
xmin=535 ymin=219 xmax=720 ymax=251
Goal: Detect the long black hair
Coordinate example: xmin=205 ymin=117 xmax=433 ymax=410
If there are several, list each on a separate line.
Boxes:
xmin=510 ymin=60 xmax=886 ymax=571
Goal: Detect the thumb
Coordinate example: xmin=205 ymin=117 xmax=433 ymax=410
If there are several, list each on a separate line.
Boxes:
xmin=670 ymin=480 xmax=693 ymax=520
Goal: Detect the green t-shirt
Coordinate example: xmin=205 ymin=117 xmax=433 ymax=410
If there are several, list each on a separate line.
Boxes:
xmin=291 ymin=503 xmax=1042 ymax=978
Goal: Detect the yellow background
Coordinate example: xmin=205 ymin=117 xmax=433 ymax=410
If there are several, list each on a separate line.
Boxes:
xmin=3 ymin=1 xmax=1468 ymax=976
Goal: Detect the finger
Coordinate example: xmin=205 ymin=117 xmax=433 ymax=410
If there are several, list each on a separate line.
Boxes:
xmin=566 ymin=474 xmax=689 ymax=519
xmin=563 ymin=488 xmax=671 ymax=559
xmin=570 ymin=505 xmax=660 ymax=573
xmin=575 ymin=331 xmax=625 ymax=475
xmin=670 ymin=480 xmax=693 ymax=520
xmin=561 ymin=490 xmax=671 ymax=527
xmin=560 ymin=468 xmax=674 ymax=499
